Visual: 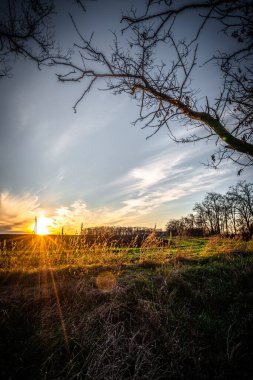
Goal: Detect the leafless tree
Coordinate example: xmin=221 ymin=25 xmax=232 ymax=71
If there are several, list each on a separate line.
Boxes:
xmin=194 ymin=193 xmax=222 ymax=235
xmin=165 ymin=214 xmax=204 ymax=237
xmin=227 ymin=181 xmax=253 ymax=236
xmin=193 ymin=181 xmax=253 ymax=237
xmin=0 ymin=0 xmax=56 ymax=77
xmin=51 ymin=0 xmax=253 ymax=170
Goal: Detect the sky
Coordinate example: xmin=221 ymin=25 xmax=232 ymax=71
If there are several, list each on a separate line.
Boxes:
xmin=0 ymin=0 xmax=252 ymax=234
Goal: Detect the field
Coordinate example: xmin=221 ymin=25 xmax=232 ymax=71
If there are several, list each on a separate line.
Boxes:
xmin=0 ymin=236 xmax=253 ymax=379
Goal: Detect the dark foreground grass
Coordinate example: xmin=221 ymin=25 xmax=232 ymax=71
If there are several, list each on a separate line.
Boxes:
xmin=0 ymin=249 xmax=253 ymax=379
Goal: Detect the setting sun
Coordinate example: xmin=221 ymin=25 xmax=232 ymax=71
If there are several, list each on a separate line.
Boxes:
xmin=35 ymin=216 xmax=52 ymax=235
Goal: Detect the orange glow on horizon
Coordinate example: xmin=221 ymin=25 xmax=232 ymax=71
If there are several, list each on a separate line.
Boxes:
xmin=37 ymin=217 xmax=51 ymax=235
xmin=31 ymin=215 xmax=53 ymax=235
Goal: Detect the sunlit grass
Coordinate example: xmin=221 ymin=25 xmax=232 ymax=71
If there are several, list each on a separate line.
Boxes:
xmin=0 ymin=235 xmax=252 ymax=272
xmin=0 ymin=235 xmax=253 ymax=379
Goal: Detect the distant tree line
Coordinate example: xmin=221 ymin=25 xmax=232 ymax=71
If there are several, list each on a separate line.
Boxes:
xmin=80 ymin=226 xmax=164 ymax=247
xmin=166 ymin=181 xmax=253 ymax=239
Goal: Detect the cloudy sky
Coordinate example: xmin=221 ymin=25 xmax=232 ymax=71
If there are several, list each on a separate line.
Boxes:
xmin=0 ymin=0 xmax=252 ymax=233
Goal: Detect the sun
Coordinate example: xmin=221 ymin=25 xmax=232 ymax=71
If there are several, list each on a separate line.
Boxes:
xmin=36 ymin=216 xmax=52 ymax=235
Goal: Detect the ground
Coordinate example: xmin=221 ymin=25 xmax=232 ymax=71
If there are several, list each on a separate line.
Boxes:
xmin=0 ymin=237 xmax=253 ymax=379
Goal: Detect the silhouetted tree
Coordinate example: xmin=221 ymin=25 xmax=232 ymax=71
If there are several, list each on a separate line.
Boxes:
xmin=227 ymin=181 xmax=253 ymax=237
xmin=0 ymin=0 xmax=56 ymax=77
xmin=165 ymin=214 xmax=204 ymax=237
xmin=51 ymin=0 xmax=253 ymax=170
xmin=2 ymin=1 xmax=252 ymax=170
xmin=168 ymin=181 xmax=253 ymax=238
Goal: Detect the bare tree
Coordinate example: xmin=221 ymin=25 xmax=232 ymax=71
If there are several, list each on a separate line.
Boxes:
xmin=194 ymin=181 xmax=253 ymax=237
xmin=167 ymin=181 xmax=253 ymax=237
xmin=194 ymin=194 xmax=220 ymax=235
xmin=51 ymin=0 xmax=253 ymax=170
xmin=165 ymin=214 xmax=204 ymax=237
xmin=0 ymin=0 xmax=95 ymax=78
xmin=0 ymin=0 xmax=55 ymax=77
xmin=194 ymin=193 xmax=223 ymax=235
xmin=227 ymin=181 xmax=253 ymax=236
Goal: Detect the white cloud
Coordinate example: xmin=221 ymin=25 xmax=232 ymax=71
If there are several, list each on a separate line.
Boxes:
xmin=0 ymin=192 xmax=40 ymax=232
xmin=129 ymin=154 xmax=184 ymax=192
xmin=50 ymin=168 xmax=224 ymax=231
xmin=111 ymin=150 xmax=191 ymax=196
xmin=104 ymin=149 xmax=232 ymax=223
xmin=0 ymin=148 xmax=233 ymax=233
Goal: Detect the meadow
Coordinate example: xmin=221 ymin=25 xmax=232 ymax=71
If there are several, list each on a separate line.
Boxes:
xmin=0 ymin=235 xmax=253 ymax=379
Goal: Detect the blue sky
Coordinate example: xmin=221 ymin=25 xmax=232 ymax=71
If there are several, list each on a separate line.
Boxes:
xmin=0 ymin=0 xmax=252 ymax=233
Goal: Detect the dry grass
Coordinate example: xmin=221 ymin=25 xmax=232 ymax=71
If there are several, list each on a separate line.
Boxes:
xmin=1 ymin=235 xmax=252 ymax=272
xmin=0 ymin=236 xmax=253 ymax=379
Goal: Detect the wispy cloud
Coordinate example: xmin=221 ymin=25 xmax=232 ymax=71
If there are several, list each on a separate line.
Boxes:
xmin=110 ymin=150 xmax=191 ymax=196
xmin=51 ymin=201 xmax=113 ymax=232
xmin=0 ymin=147 xmax=232 ymax=233
xmin=103 ymin=148 xmax=232 ymax=224
xmin=0 ymin=192 xmax=40 ymax=232
xmin=128 ymin=154 xmax=187 ymax=193
xmin=113 ymin=168 xmax=224 ymax=219
xmin=50 ymin=161 xmax=228 ymax=230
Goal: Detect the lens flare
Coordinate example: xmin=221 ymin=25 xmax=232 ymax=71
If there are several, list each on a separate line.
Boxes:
xmin=96 ymin=271 xmax=117 ymax=293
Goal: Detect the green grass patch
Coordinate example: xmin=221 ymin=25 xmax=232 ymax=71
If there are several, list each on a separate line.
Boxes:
xmin=0 ymin=238 xmax=253 ymax=379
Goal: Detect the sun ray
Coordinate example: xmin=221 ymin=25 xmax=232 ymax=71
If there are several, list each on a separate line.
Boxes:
xmin=33 ymin=215 xmax=53 ymax=235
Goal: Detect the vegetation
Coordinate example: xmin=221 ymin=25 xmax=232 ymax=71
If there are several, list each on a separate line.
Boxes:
xmin=52 ymin=0 xmax=253 ymax=169
xmin=0 ymin=0 xmax=55 ymax=77
xmin=1 ymin=1 xmax=253 ymax=168
xmin=166 ymin=181 xmax=253 ymax=238
xmin=1 ymin=1 xmax=253 ymax=378
xmin=0 ymin=235 xmax=253 ymax=379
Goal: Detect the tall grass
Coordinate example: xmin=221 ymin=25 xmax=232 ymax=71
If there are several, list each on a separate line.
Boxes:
xmin=1 ymin=235 xmax=252 ymax=271
xmin=0 ymin=236 xmax=253 ymax=379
